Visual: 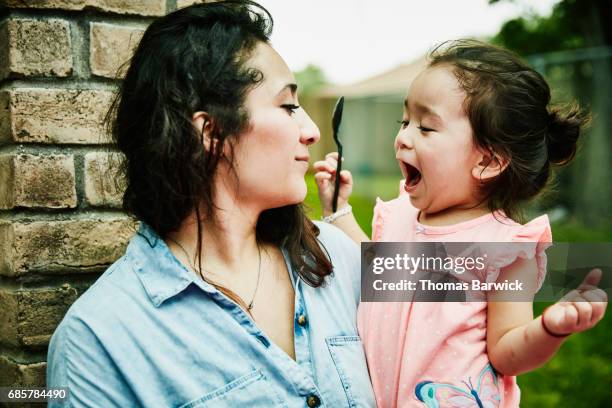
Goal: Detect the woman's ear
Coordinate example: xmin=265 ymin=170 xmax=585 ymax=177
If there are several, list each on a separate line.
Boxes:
xmin=192 ymin=111 xmax=217 ymax=153
xmin=472 ymin=148 xmax=509 ymax=183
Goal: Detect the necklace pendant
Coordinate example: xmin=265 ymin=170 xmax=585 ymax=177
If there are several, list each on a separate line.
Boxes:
xmin=247 ymin=302 xmax=253 ymax=311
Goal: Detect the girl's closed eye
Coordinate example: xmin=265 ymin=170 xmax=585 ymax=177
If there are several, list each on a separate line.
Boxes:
xmin=396 ymin=119 xmax=435 ymax=133
xmin=397 ymin=119 xmax=410 ymax=129
xmin=281 ymin=104 xmax=300 ymax=115
xmin=418 ymin=125 xmax=435 ymax=133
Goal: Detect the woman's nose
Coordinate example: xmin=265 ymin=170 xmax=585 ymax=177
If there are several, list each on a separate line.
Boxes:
xmin=297 ymin=109 xmax=321 ymax=145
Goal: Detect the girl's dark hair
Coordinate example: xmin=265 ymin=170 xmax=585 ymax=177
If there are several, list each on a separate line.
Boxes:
xmin=108 ymin=0 xmax=332 ymax=305
xmin=429 ymin=39 xmax=588 ymax=222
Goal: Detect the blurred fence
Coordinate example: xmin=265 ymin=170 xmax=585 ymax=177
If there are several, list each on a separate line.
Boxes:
xmin=528 ymin=46 xmax=612 ymax=226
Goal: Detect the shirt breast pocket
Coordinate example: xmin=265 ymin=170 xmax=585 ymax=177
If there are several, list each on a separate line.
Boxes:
xmin=326 ymin=335 xmax=376 ymax=408
xmin=178 ymin=369 xmax=287 ymax=408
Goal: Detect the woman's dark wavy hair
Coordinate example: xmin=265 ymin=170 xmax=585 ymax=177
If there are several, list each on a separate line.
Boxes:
xmin=107 ymin=0 xmax=333 ymax=304
xmin=429 ymin=39 xmax=588 ymax=222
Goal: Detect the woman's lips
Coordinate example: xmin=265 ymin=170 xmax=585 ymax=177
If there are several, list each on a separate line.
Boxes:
xmin=295 ymin=157 xmax=310 ymax=170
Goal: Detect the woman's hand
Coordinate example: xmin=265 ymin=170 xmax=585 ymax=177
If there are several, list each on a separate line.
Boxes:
xmin=313 ymin=152 xmax=353 ymax=216
xmin=542 ymin=268 xmax=608 ymax=336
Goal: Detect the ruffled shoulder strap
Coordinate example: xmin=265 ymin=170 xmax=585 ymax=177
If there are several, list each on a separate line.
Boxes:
xmin=486 ymin=215 xmax=553 ymax=290
xmin=372 ymin=197 xmax=391 ymax=242
xmin=512 ymin=214 xmax=552 ymax=243
xmin=371 ymin=179 xmax=413 ymax=242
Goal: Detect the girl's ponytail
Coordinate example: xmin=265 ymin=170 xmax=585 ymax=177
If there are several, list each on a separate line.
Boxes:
xmin=546 ymin=105 xmax=588 ymax=165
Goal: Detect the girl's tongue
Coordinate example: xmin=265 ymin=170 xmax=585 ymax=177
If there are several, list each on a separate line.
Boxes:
xmin=406 ymin=163 xmax=422 ymax=187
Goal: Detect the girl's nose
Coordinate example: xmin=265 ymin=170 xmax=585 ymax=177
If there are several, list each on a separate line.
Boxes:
xmin=297 ymin=109 xmax=321 ymax=145
xmin=395 ymin=127 xmax=414 ymax=151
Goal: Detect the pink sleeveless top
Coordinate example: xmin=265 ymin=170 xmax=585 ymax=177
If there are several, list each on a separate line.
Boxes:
xmin=357 ymin=183 xmax=552 ymax=408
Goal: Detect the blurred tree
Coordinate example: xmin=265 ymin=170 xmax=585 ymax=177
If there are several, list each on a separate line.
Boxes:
xmin=490 ymin=0 xmax=611 ymax=52
xmin=294 ymin=64 xmax=328 ymax=96
xmin=491 ymin=0 xmax=612 ymax=227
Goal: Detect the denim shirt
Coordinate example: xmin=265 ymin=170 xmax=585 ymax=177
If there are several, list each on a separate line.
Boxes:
xmin=47 ymin=221 xmax=375 ymax=407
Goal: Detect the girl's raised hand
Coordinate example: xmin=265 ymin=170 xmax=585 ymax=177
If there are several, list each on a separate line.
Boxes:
xmin=542 ymin=268 xmax=608 ymax=337
xmin=313 ymin=152 xmax=353 ymax=216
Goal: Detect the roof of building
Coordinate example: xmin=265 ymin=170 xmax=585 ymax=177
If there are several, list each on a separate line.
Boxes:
xmin=316 ymin=56 xmax=428 ymax=98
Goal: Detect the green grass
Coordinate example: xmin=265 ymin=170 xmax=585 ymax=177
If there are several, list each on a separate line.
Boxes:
xmin=519 ymin=302 xmax=612 ymax=407
xmin=304 ymin=173 xmax=611 ymax=408
xmin=552 ymin=219 xmax=612 ymax=242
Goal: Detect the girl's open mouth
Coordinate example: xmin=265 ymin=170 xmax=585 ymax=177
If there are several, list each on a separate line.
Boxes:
xmin=404 ymin=162 xmax=422 ymax=189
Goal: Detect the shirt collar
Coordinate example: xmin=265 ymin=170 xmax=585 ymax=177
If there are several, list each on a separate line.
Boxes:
xmin=128 ymin=222 xmax=217 ymax=307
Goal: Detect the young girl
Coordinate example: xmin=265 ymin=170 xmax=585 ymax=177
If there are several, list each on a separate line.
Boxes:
xmin=314 ymin=40 xmax=608 ymax=407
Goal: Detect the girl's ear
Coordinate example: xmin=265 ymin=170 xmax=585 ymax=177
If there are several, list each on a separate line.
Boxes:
xmin=472 ymin=148 xmax=509 ymax=182
xmin=192 ymin=111 xmax=217 ymax=153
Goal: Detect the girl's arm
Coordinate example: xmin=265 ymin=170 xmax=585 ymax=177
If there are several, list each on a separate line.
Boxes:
xmin=314 ymin=152 xmax=369 ymax=243
xmin=487 ymin=260 xmax=607 ymax=376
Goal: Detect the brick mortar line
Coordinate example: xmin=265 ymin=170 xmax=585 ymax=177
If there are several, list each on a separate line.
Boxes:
xmin=0 ymin=145 xmax=120 ymax=155
xmin=0 ymin=347 xmax=48 ymax=365
xmin=6 ymin=8 xmax=158 ymax=25
xmin=0 ymin=274 xmax=102 ymax=290
xmin=0 ymin=77 xmax=120 ymax=91
xmin=0 ymin=209 xmax=132 ymax=221
xmin=0 ymin=9 xmax=9 ymax=24
xmin=167 ymin=0 xmax=178 ymax=13
xmin=71 ymin=18 xmax=89 ymax=79
xmin=73 ymin=152 xmax=86 ymax=210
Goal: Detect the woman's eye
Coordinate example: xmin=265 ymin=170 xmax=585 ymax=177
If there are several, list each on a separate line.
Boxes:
xmin=396 ymin=119 xmax=409 ymax=129
xmin=418 ymin=125 xmax=435 ymax=133
xmin=282 ymin=104 xmax=300 ymax=115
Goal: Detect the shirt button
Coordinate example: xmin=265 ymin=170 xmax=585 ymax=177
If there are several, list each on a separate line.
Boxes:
xmin=297 ymin=314 xmax=308 ymax=326
xmin=306 ymin=395 xmax=320 ymax=407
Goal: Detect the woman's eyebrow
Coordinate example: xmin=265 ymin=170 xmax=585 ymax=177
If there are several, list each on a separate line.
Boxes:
xmin=277 ymin=83 xmax=298 ymax=96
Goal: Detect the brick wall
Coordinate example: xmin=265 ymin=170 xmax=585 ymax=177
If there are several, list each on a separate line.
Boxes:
xmin=0 ymin=0 xmax=206 ymax=397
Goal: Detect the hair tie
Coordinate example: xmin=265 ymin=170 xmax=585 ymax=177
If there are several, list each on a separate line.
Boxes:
xmin=544 ymin=111 xmax=557 ymax=147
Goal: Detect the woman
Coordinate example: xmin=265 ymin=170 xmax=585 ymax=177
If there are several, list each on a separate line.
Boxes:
xmin=46 ymin=1 xmax=375 ymax=407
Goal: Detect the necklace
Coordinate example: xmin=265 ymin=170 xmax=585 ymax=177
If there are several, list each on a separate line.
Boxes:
xmin=167 ymin=237 xmax=262 ymax=312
